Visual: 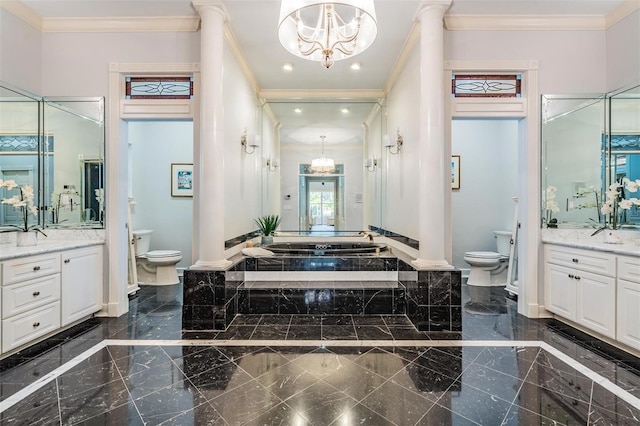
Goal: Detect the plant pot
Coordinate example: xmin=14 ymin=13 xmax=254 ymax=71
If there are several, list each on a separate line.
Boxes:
xmin=16 ymin=232 xmax=37 ymax=247
xmin=261 ymin=236 xmax=273 ymax=245
xmin=603 ymin=230 xmax=623 ymax=244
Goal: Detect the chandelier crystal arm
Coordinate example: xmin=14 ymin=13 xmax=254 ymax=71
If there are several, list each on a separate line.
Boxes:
xmin=278 ymin=0 xmax=377 ymax=69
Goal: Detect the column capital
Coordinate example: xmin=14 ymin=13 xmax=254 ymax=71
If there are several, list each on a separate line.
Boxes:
xmin=417 ymin=0 xmax=452 ymax=17
xmin=192 ymin=1 xmax=228 ymax=19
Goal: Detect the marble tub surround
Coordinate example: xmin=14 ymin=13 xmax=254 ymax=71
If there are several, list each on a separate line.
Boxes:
xmin=238 ymin=281 xmax=406 ymax=316
xmin=542 ymin=227 xmax=640 ymax=255
xmin=183 ymin=248 xmax=462 ymax=332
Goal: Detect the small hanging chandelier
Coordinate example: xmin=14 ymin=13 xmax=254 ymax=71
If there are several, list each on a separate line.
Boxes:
xmin=278 ymin=1 xmax=378 ymax=69
xmin=310 ymin=135 xmax=335 ymax=173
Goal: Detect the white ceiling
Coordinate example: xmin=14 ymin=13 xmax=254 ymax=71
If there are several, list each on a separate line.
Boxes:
xmin=14 ymin=0 xmax=628 ymax=146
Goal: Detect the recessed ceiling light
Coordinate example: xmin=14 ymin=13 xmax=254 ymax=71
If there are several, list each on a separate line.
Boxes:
xmin=294 ymin=107 xmax=303 ymax=113
xmin=282 ymin=63 xmax=294 ymax=71
xmin=350 ymin=62 xmax=361 ymax=70
xmin=341 ymin=108 xmax=350 ymax=114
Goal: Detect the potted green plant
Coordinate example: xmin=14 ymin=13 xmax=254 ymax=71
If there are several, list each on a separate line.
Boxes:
xmin=255 ymin=214 xmax=281 ymax=245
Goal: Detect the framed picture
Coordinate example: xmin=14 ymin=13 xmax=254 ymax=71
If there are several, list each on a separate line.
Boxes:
xmin=451 ymin=155 xmax=460 ymax=190
xmin=171 ymin=163 xmax=193 ymax=197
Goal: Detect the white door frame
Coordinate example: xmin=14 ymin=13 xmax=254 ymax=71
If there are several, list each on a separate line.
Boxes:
xmin=444 ymin=60 xmax=542 ymax=318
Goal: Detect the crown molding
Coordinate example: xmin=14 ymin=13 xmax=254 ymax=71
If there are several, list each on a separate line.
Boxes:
xmin=258 ymin=89 xmax=385 ymax=100
xmin=0 ymin=0 xmax=42 ymax=31
xmin=383 ymin=22 xmax=419 ymax=95
xmin=41 ymin=16 xmax=200 ymax=32
xmin=606 ymin=0 xmax=640 ymax=28
xmin=223 ymin=24 xmax=259 ymax=94
xmin=444 ymin=14 xmax=606 ymax=31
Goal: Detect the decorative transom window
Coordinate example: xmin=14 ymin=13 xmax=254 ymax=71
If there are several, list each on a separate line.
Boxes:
xmin=451 ymin=74 xmax=521 ymax=98
xmin=125 ymin=77 xmax=193 ymax=99
xmin=0 ymin=135 xmax=54 ymax=153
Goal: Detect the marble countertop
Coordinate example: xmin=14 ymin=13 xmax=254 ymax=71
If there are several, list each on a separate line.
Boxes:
xmin=0 ymin=239 xmax=105 ymax=261
xmin=541 ymin=228 xmax=640 ymax=257
xmin=0 ymin=229 xmax=106 ymax=261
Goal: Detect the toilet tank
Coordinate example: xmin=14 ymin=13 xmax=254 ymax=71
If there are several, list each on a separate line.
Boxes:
xmin=133 ymin=229 xmax=153 ymax=256
xmin=494 ymin=230 xmax=512 ymax=256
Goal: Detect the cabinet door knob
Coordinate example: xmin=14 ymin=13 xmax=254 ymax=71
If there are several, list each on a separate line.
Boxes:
xmin=568 ymin=274 xmax=574 ymax=278
xmin=32 ymin=322 xmax=40 ymax=328
xmin=572 ymin=258 xmax=579 ymax=263
xmin=64 ymin=259 xmax=70 ymax=264
xmin=575 ymin=276 xmax=581 ymax=281
xmin=32 ymin=266 xmax=41 ymax=271
xmin=32 ymin=291 xmax=40 ymax=297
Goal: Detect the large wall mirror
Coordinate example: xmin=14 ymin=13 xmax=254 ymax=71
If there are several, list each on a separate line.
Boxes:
xmin=43 ymin=97 xmax=105 ymax=228
xmin=0 ymin=84 xmax=42 ymax=231
xmin=542 ymin=82 xmax=640 ymax=230
xmin=259 ymin=99 xmax=385 ymax=234
xmin=0 ymin=81 xmax=105 ymax=231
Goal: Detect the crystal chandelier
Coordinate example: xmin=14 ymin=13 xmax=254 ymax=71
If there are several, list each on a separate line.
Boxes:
xmin=278 ymin=1 xmax=378 ymax=69
xmin=310 ymin=135 xmax=335 ymax=173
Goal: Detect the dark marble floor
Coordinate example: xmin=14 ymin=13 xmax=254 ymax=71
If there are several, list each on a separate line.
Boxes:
xmin=0 ymin=283 xmax=639 ymax=425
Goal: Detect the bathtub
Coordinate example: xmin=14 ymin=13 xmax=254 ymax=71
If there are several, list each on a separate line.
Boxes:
xmin=265 ymin=242 xmax=387 ymax=255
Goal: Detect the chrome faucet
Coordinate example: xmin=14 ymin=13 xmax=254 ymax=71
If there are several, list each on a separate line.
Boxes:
xmin=360 ymin=231 xmax=374 ymax=242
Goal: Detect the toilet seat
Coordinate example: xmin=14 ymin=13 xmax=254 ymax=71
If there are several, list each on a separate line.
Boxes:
xmin=465 ymin=251 xmax=501 ymax=260
xmin=146 ymin=250 xmax=181 ymax=259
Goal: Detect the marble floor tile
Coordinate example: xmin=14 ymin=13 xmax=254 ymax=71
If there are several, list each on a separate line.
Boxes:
xmin=0 ymin=284 xmax=639 ymax=426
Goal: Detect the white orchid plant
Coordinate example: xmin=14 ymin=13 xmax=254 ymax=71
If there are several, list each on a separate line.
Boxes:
xmin=600 ymin=177 xmax=640 ymax=230
xmin=0 ymin=179 xmax=46 ymax=236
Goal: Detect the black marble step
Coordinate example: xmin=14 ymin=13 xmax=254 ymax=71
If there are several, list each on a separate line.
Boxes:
xmin=238 ymin=281 xmax=405 ymax=315
xmin=244 ymin=255 xmax=398 ymax=272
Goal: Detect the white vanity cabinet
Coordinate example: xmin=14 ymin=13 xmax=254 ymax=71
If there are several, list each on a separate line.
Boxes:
xmin=0 ymin=243 xmax=104 ymax=355
xmin=544 ymin=245 xmax=616 ymax=339
xmin=1 ymin=253 xmax=62 ymax=352
xmin=60 ymin=246 xmax=103 ymax=326
xmin=616 ymin=256 xmax=640 ymax=351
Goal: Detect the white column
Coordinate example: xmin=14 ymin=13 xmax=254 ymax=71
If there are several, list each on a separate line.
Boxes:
xmin=412 ymin=0 xmax=453 ymax=270
xmin=192 ymin=1 xmax=231 ymax=269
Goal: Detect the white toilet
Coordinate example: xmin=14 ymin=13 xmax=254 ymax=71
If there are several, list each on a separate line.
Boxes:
xmin=133 ymin=230 xmax=182 ymax=300
xmin=464 ymin=230 xmax=512 ymax=287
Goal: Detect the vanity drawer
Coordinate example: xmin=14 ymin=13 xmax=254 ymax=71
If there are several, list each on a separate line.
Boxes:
xmin=2 ymin=274 xmax=61 ymax=319
xmin=618 ymin=255 xmax=640 ymax=283
xmin=545 ymin=245 xmax=615 ymax=277
xmin=2 ymin=301 xmax=60 ymax=352
xmin=2 ymin=253 xmax=61 ymax=285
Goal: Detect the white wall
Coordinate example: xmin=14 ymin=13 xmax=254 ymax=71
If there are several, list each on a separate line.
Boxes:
xmin=385 ymin=47 xmax=420 ymax=239
xmin=129 ymin=121 xmax=193 ymax=268
xmin=0 ymin=8 xmax=42 ymax=93
xmin=260 ymin=111 xmax=280 ymax=217
xmin=364 ymin=108 xmax=384 ymax=229
xmin=41 ymin=31 xmax=200 ymax=96
xmin=606 ymin=9 xmax=640 ymax=91
xmin=221 ymin=44 xmax=262 ymax=240
xmin=445 ymin=29 xmax=608 ymax=93
xmin=451 ymin=119 xmax=519 ymax=269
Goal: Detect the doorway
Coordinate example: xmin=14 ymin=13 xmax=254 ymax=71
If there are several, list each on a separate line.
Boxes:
xmin=299 ymin=173 xmax=344 ymax=232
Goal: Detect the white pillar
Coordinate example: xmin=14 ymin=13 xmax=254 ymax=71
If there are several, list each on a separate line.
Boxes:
xmin=412 ymin=0 xmax=453 ymax=270
xmin=192 ymin=1 xmax=231 ymax=269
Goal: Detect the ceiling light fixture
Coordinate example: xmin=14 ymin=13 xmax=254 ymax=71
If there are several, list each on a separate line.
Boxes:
xmin=294 ymin=107 xmax=303 ymax=113
xmin=350 ymin=62 xmax=361 ymax=70
xmin=278 ymin=1 xmax=378 ymax=69
xmin=310 ymin=135 xmax=335 ymax=173
xmin=282 ymin=63 xmax=294 ymax=71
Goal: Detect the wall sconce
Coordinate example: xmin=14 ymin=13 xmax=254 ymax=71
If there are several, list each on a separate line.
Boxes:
xmin=241 ymin=129 xmax=260 ymax=154
xmin=364 ymin=157 xmax=377 ymax=172
xmin=383 ymin=129 xmax=403 ymax=155
xmin=267 ymin=157 xmax=280 ymax=172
